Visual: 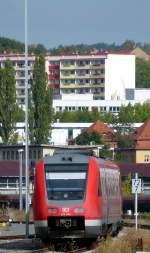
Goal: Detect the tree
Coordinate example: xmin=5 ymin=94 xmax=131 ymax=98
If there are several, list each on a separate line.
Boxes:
xmin=76 ymin=130 xmax=103 ymax=145
xmin=116 ymin=104 xmax=135 ymax=135
xmin=136 ymin=58 xmax=150 ymax=88
xmin=29 ymin=54 xmax=53 ymax=144
xmin=75 ymin=131 xmax=91 ymax=145
xmin=99 ymin=143 xmax=112 ymax=159
xmin=34 ymin=44 xmax=47 ymax=55
xmin=122 ymin=173 xmax=132 ymax=195
xmin=0 ymin=60 xmax=17 ymax=143
xmin=121 ymin=40 xmax=136 ymax=50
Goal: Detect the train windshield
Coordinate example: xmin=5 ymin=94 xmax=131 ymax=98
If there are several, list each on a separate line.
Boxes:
xmin=45 ymin=168 xmax=87 ymax=200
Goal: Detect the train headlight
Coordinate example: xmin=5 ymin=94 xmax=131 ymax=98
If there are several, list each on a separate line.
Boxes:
xmin=48 ymin=208 xmax=58 ymax=214
xmin=74 ymin=208 xmax=85 ymax=213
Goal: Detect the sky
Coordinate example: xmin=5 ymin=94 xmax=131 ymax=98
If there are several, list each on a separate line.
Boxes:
xmin=0 ymin=0 xmax=150 ymax=49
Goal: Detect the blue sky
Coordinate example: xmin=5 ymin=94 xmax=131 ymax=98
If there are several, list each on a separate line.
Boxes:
xmin=0 ymin=0 xmax=150 ymax=48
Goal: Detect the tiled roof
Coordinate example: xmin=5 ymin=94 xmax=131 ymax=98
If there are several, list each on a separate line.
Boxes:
xmin=119 ymin=163 xmax=150 ymax=177
xmin=136 ymin=140 xmax=150 ymax=149
xmin=46 ymin=49 xmax=133 ymax=57
xmin=0 ymin=160 xmax=26 ymax=177
xmin=131 ymin=120 xmax=150 ymax=149
xmin=132 ymin=120 xmax=150 ymax=140
xmin=86 ymin=120 xmax=115 ymax=135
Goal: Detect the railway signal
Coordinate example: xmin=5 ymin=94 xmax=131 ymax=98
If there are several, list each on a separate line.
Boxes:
xmin=132 ymin=173 xmax=141 ymax=230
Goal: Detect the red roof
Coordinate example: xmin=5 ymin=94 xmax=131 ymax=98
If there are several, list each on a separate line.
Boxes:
xmin=0 ymin=160 xmax=26 ymax=177
xmin=86 ymin=120 xmax=115 ymax=135
xmin=133 ymin=120 xmax=150 ymax=140
xmin=46 ymin=50 xmax=133 ymax=57
xmin=131 ymin=120 xmax=150 ymax=149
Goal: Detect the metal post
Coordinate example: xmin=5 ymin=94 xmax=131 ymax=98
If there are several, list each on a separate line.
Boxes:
xmin=25 ymin=0 xmax=29 ymax=238
xmin=18 ymin=149 xmax=24 ymax=211
xmin=112 ymin=148 xmax=114 ymax=160
xmin=135 ymin=173 xmax=138 ymax=230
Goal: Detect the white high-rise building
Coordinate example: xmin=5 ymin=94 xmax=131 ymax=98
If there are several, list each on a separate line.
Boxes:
xmin=46 ymin=51 xmax=135 ymax=100
xmin=1 ymin=51 xmax=146 ymax=114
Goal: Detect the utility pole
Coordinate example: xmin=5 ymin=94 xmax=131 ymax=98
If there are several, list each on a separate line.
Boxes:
xmin=18 ymin=149 xmax=24 ymax=211
xmin=25 ymin=0 xmax=29 ymax=238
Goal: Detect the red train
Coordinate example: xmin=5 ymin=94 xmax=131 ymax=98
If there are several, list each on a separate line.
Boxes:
xmin=33 ymin=149 xmax=122 ymax=239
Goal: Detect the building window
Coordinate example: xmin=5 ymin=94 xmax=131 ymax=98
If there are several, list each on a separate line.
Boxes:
xmin=68 ymin=129 xmax=73 ymax=140
xmin=2 ymin=151 xmax=6 ymax=160
xmin=11 ymin=151 xmax=15 ymax=160
xmin=7 ymin=151 xmax=10 ymax=160
xmin=0 ymin=178 xmax=7 ymax=188
xmin=144 ymin=155 xmax=150 ymax=162
xmin=33 ymin=150 xmax=36 ymax=159
xmin=29 ymin=150 xmax=32 ymax=159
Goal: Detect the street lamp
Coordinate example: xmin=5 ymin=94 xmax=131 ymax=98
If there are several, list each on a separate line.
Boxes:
xmin=25 ymin=0 xmax=29 ymax=237
xmin=18 ymin=149 xmax=24 ymax=211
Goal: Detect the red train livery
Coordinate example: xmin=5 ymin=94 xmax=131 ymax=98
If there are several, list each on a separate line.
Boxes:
xmin=33 ymin=149 xmax=122 ymax=239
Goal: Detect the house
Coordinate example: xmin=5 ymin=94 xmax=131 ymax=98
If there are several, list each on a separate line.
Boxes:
xmin=116 ymin=120 xmax=150 ymax=163
xmin=119 ymin=163 xmax=150 ymax=213
xmin=131 ymin=47 xmax=150 ymax=62
xmin=0 ymin=160 xmax=30 ymax=207
xmin=75 ymin=120 xmax=117 ymax=148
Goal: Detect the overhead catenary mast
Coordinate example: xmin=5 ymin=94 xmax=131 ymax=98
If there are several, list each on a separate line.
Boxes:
xmin=25 ymin=0 xmax=29 ymax=238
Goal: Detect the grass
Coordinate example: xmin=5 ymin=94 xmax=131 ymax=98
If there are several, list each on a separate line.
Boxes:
xmin=142 ymin=212 xmax=150 ymax=220
xmin=6 ymin=208 xmax=33 ymax=222
xmin=95 ymin=229 xmax=150 ymax=253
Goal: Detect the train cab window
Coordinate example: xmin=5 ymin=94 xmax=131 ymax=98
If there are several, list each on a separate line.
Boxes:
xmin=45 ymin=165 xmax=87 ymax=201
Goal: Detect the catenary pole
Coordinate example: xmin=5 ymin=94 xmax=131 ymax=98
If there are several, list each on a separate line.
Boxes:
xmin=25 ymin=0 xmax=29 ymax=237
xmin=18 ymin=149 xmax=23 ymax=211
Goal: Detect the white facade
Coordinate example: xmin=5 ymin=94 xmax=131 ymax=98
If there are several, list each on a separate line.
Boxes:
xmin=46 ymin=52 xmax=135 ymax=100
xmin=51 ymin=122 xmax=92 ymax=145
xmin=14 ymin=122 xmax=92 ymax=145
xmin=135 ymin=89 xmax=150 ymax=102
xmin=105 ymin=54 xmax=135 ymax=100
xmin=14 ymin=122 xmax=143 ymax=146
xmin=1 ymin=52 xmax=150 ymax=113
xmin=53 ymin=94 xmax=137 ymax=113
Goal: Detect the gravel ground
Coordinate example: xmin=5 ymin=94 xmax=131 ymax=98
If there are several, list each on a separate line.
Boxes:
xmin=0 ymin=223 xmax=35 ymax=237
xmin=0 ymin=238 xmax=43 ymax=253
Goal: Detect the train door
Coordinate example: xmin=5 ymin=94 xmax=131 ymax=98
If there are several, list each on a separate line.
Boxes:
xmin=100 ymin=168 xmax=108 ymax=225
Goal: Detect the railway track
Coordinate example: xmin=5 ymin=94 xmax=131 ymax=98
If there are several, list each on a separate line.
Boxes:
xmin=0 ymin=234 xmax=34 ymax=240
xmin=0 ymin=236 xmax=101 ymax=253
xmin=0 ymin=223 xmax=149 ymax=253
xmin=123 ymin=220 xmax=150 ymax=230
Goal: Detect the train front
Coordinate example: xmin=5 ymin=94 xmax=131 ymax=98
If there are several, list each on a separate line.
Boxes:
xmin=33 ymin=151 xmax=100 ymax=239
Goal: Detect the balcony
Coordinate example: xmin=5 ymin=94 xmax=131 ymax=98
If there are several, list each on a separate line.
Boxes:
xmin=48 ymin=83 xmax=60 ymax=89
xmin=60 ymin=74 xmax=76 ymax=79
xmin=49 ymin=65 xmax=59 ymax=70
xmin=48 ymin=74 xmax=59 ymax=79
xmin=60 ymin=83 xmax=76 ymax=88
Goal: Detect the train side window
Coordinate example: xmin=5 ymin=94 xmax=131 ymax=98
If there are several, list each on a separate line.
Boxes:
xmin=98 ymin=176 xmax=102 ymax=196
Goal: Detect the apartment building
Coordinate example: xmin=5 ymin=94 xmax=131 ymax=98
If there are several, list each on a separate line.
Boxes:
xmin=0 ymin=53 xmax=35 ymax=105
xmin=0 ymin=51 xmax=136 ymax=112
xmin=46 ymin=51 xmax=135 ymax=100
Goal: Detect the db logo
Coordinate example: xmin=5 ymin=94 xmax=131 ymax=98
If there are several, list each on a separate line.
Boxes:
xmin=62 ymin=208 xmax=69 ymax=213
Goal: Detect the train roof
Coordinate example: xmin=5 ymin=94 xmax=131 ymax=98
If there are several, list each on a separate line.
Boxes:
xmin=43 ymin=148 xmax=118 ymax=169
xmin=44 ymin=152 xmax=89 ymax=165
